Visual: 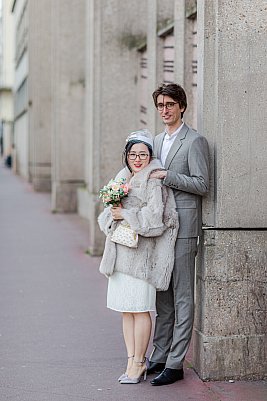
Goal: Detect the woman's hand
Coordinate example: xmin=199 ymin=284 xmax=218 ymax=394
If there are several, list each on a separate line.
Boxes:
xmin=111 ymin=206 xmax=123 ymax=220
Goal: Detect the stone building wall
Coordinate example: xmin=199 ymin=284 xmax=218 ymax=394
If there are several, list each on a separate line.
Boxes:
xmin=194 ymin=0 xmax=267 ymax=380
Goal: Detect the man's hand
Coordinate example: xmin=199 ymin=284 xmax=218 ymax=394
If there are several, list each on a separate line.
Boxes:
xmin=111 ymin=206 xmax=123 ymax=220
xmin=150 ymin=170 xmax=167 ymax=179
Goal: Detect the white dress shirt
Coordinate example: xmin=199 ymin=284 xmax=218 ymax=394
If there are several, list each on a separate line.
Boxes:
xmin=160 ymin=123 xmax=184 ymax=166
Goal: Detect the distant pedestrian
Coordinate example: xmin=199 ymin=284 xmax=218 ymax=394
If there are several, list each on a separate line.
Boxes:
xmin=98 ymin=129 xmax=178 ymax=384
xmin=5 ymin=154 xmax=12 ymax=168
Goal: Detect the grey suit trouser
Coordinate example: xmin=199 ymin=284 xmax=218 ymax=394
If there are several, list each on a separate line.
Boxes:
xmin=150 ymin=237 xmax=198 ymax=370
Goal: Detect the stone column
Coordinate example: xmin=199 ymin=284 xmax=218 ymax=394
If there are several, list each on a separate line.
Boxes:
xmin=83 ymin=0 xmax=103 ymax=255
xmin=28 ymin=0 xmax=52 ymax=192
xmin=194 ymin=0 xmax=267 ymax=380
xmin=51 ymin=0 xmax=86 ymax=212
xmin=83 ymin=0 xmax=147 ymax=255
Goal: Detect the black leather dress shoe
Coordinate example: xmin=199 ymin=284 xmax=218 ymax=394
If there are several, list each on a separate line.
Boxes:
xmin=150 ymin=368 xmax=184 ymax=386
xmin=147 ymin=361 xmax=165 ymax=375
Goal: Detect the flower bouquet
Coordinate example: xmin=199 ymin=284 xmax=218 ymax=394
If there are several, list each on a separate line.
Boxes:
xmin=99 ymin=178 xmax=129 ymax=207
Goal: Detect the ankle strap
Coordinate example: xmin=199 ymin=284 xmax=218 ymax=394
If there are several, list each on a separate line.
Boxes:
xmin=127 ymin=355 xmax=134 ymax=359
xmin=133 ymin=357 xmax=146 ymax=365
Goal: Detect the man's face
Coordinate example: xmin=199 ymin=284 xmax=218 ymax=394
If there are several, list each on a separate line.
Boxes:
xmin=156 ymin=94 xmax=184 ymax=129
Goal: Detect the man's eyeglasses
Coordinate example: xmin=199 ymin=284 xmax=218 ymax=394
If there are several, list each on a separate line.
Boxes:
xmin=156 ymin=102 xmax=178 ymax=111
xmin=128 ymin=152 xmax=149 ymax=160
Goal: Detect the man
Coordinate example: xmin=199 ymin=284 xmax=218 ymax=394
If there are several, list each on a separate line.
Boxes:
xmin=148 ymin=83 xmax=209 ymax=386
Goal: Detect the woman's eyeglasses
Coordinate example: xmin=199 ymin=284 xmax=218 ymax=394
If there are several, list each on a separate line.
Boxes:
xmin=128 ymin=152 xmax=149 ymax=160
xmin=156 ymin=102 xmax=178 ymax=111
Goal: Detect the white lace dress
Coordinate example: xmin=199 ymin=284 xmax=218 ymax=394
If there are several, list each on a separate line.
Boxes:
xmin=107 ymin=271 xmax=156 ymax=312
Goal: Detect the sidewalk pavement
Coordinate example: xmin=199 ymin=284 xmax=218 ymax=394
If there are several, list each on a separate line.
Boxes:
xmin=0 ymin=162 xmax=266 ymax=401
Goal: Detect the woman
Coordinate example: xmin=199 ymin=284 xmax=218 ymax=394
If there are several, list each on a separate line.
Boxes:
xmin=98 ymin=130 xmax=178 ymax=384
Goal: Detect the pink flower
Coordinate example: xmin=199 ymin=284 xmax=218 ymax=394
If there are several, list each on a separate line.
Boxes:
xmin=121 ymin=184 xmax=129 ymax=194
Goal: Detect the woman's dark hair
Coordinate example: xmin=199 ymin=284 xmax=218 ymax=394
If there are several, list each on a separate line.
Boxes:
xmin=123 ymin=140 xmax=153 ymax=172
xmin=152 ymin=83 xmax=187 ymax=118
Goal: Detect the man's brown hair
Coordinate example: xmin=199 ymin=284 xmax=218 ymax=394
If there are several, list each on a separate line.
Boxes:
xmin=152 ymin=83 xmax=187 ymax=118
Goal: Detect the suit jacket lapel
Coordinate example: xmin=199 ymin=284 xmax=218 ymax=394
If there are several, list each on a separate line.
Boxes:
xmin=164 ymin=124 xmax=189 ymax=169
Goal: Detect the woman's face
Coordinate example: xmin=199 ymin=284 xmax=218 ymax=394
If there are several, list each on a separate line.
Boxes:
xmin=127 ymin=143 xmax=151 ymax=174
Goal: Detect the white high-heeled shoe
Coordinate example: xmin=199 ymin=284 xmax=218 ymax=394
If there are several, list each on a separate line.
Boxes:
xmin=118 ymin=355 xmax=134 ymax=382
xmin=120 ymin=357 xmax=147 ymax=384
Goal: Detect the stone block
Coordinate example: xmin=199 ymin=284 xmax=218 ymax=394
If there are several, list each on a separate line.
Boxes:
xmin=32 ymin=177 xmax=51 ymax=193
xmin=194 ymin=230 xmax=267 ymax=380
xmin=193 ymin=330 xmax=266 ymax=380
xmin=51 ymin=182 xmax=84 ymax=213
xmin=87 ymin=192 xmax=105 ymax=257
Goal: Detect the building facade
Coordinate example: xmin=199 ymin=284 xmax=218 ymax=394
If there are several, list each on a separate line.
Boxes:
xmin=11 ymin=0 xmax=53 ymax=190
xmin=0 ymin=0 xmax=14 ymax=163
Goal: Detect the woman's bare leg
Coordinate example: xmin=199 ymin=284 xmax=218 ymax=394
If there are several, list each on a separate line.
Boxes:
xmin=128 ymin=312 xmax=152 ymax=378
xmin=122 ymin=312 xmax=135 ymax=374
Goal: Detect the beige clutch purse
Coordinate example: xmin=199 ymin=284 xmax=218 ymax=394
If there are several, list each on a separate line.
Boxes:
xmin=110 ymin=223 xmax=138 ymax=248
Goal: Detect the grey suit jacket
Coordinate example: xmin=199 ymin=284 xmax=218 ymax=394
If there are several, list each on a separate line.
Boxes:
xmin=154 ymin=123 xmax=209 ymax=238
